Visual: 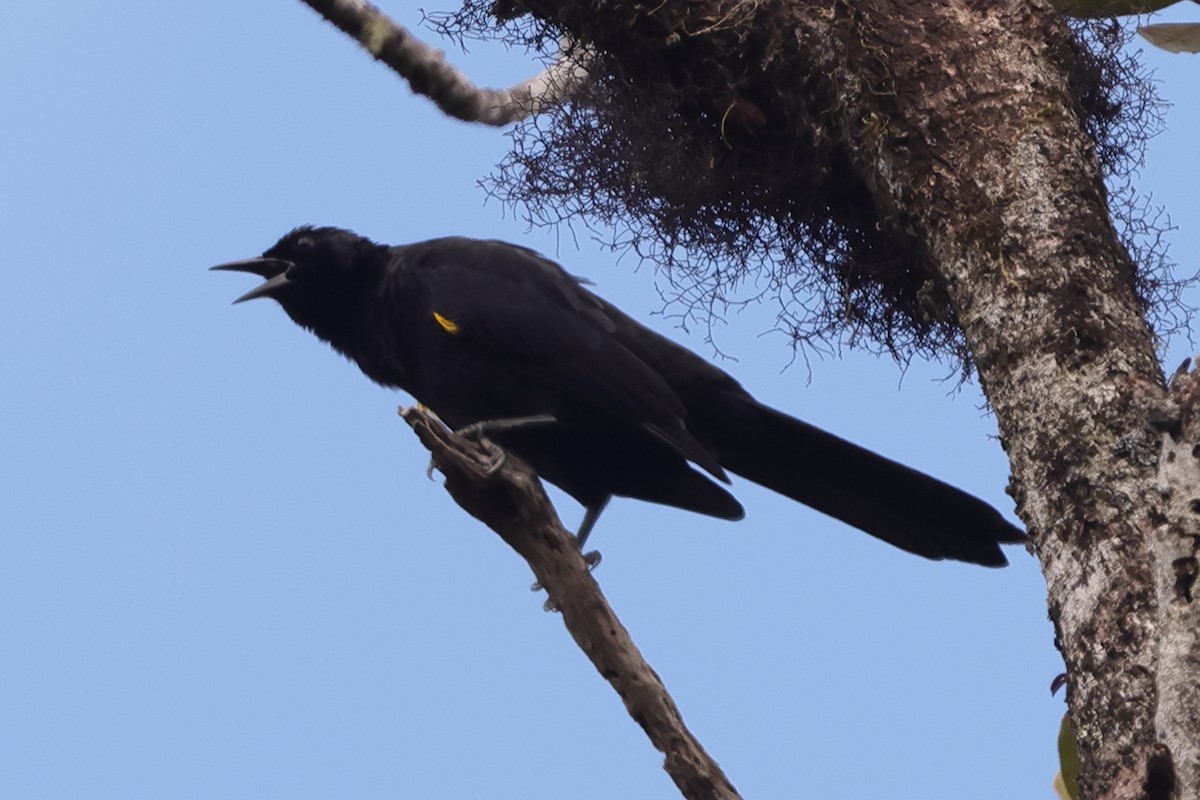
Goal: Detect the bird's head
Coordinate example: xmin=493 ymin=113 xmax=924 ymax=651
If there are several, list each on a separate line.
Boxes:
xmin=211 ymin=226 xmax=387 ymax=341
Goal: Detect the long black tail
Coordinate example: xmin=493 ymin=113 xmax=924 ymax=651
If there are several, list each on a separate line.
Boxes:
xmin=699 ymin=392 xmax=1025 ymax=566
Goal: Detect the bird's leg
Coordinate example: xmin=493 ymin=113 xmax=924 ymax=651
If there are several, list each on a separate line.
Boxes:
xmin=574 ymin=497 xmax=610 ymax=553
xmin=455 ymin=413 xmax=557 ymax=438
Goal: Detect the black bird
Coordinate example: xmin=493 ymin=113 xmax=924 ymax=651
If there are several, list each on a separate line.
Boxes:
xmin=213 ymin=226 xmax=1024 ymax=566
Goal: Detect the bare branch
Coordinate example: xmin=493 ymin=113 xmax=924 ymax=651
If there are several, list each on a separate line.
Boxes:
xmin=296 ymin=0 xmax=589 ymax=124
xmin=398 ymin=407 xmax=741 ymax=800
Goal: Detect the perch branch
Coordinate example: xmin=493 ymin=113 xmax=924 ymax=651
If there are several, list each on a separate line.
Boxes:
xmin=398 ymin=407 xmax=741 ymax=800
xmin=297 ymin=0 xmax=590 ymax=124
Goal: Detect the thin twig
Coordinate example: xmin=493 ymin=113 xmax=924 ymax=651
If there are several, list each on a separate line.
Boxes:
xmin=297 ymin=0 xmax=590 ymax=125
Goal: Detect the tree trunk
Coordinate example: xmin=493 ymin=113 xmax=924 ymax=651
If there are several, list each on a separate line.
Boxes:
xmin=802 ymin=4 xmax=1198 ymax=798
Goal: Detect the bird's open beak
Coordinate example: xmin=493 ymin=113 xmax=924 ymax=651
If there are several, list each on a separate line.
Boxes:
xmin=210 ymin=257 xmax=294 ymax=304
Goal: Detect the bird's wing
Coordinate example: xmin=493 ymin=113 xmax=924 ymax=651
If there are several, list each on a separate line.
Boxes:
xmin=415 ymin=240 xmax=726 ymax=478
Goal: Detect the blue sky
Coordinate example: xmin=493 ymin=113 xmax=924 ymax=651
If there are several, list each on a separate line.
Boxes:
xmin=2 ymin=3 xmax=1196 ymax=798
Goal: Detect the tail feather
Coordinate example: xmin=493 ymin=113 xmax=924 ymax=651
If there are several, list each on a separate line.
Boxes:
xmin=698 ymin=393 xmax=1025 ymax=566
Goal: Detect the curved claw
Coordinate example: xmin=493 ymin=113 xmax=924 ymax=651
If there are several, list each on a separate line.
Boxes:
xmin=477 ymin=439 xmax=507 ymax=477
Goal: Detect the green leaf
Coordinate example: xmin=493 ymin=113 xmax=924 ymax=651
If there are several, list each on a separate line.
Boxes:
xmin=1056 ymin=713 xmax=1081 ymax=800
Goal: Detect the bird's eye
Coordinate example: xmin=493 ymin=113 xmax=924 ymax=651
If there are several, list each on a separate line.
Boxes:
xmin=296 ymin=236 xmax=315 ymax=251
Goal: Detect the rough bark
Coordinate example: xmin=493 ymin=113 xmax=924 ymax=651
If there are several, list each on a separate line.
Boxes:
xmin=398 ymin=408 xmax=742 ymax=800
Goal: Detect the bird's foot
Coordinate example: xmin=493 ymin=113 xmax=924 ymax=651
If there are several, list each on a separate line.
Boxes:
xmin=477 ymin=438 xmax=508 ymax=477
xmin=426 ymin=436 xmax=505 ymax=478
xmin=425 ymin=415 xmax=543 ymax=479
xmin=455 ymin=414 xmax=559 ymax=477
